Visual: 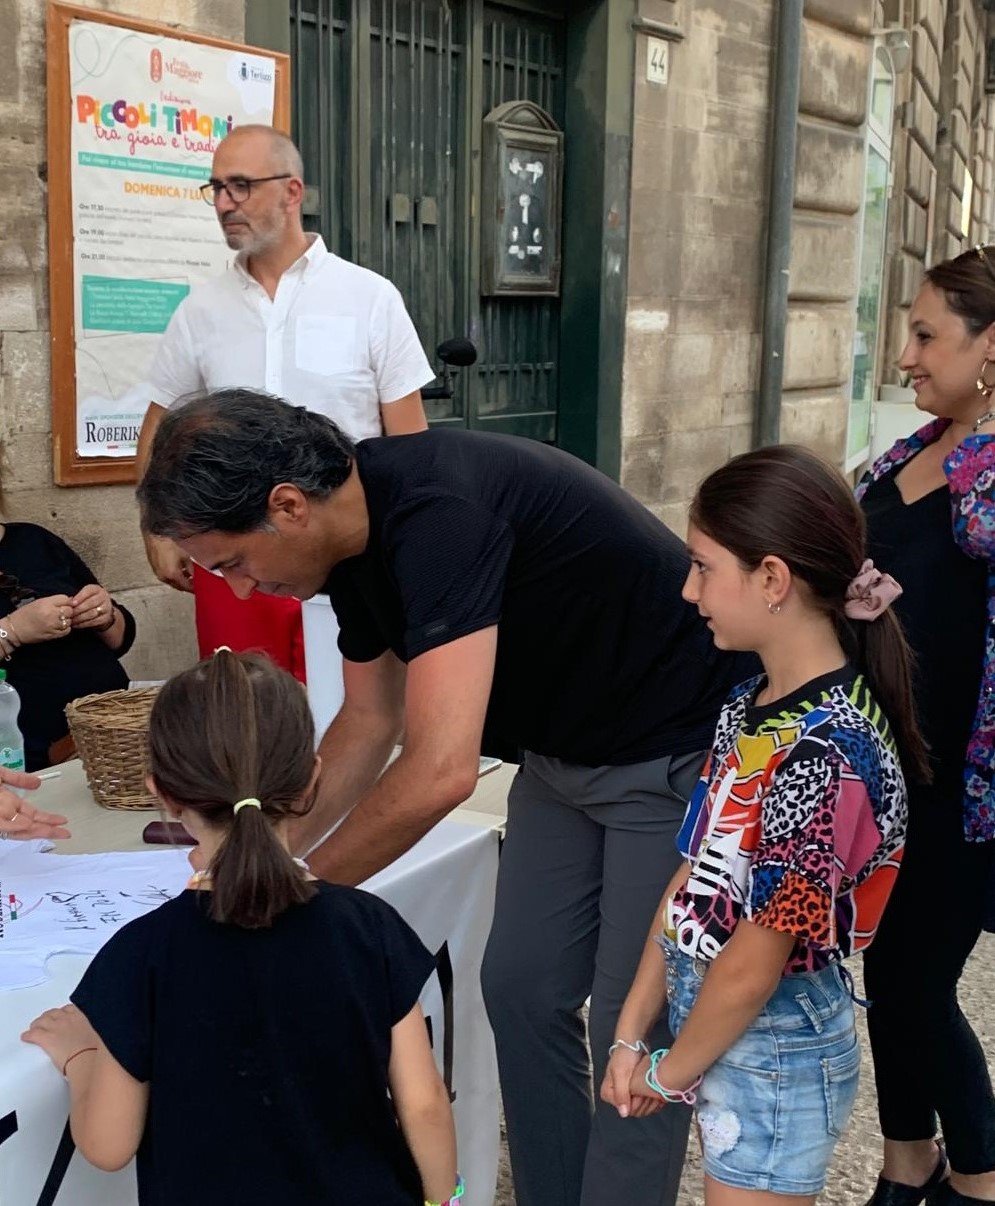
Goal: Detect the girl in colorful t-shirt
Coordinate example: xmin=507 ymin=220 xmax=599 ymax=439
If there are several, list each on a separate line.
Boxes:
xmin=602 ymin=446 xmax=928 ymax=1203
xmin=22 ymin=650 xmax=463 ymax=1206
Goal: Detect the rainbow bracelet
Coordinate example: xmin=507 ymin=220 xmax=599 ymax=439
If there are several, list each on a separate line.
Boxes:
xmin=644 ymin=1049 xmax=703 ymax=1106
xmin=425 ymin=1174 xmax=465 ymax=1206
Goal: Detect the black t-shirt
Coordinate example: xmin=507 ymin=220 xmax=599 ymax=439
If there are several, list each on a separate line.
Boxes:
xmin=71 ymin=883 xmax=435 ymax=1206
xmin=325 ymin=431 xmax=756 ymax=765
xmin=0 ymin=524 xmax=135 ymax=769
xmin=863 ymin=473 xmax=988 ymax=790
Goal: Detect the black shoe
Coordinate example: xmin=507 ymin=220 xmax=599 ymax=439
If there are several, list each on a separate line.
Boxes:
xmin=926 ymin=1181 xmax=995 ymax=1206
xmin=865 ymin=1145 xmax=949 ymax=1206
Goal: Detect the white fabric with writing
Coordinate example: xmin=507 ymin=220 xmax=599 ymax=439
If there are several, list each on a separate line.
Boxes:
xmin=0 ymin=847 xmax=190 ymax=990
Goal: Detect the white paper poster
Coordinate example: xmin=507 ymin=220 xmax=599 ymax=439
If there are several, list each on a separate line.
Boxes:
xmin=67 ymin=20 xmax=277 ymax=456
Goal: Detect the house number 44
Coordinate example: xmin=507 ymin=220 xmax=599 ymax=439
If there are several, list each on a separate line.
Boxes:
xmin=646 ymin=37 xmax=669 ymax=86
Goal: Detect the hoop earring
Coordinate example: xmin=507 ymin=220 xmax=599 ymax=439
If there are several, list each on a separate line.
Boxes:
xmin=767 ymin=602 xmax=781 ymax=615
xmin=977 ymin=358 xmax=995 ymax=397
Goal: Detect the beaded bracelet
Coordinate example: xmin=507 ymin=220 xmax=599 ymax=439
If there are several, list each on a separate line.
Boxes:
xmin=425 ymin=1173 xmax=464 ymax=1206
xmin=608 ymin=1037 xmax=649 ymax=1058
xmin=644 ymin=1048 xmax=703 ymax=1106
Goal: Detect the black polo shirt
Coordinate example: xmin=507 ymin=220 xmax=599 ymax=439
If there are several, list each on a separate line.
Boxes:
xmin=324 ymin=430 xmax=756 ymax=766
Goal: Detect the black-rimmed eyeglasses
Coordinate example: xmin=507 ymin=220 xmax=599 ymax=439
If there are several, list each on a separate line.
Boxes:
xmin=199 ymin=174 xmax=292 ymax=206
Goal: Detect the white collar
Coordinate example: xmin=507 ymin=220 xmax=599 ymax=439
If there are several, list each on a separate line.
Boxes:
xmin=233 ymin=233 xmax=328 ymax=288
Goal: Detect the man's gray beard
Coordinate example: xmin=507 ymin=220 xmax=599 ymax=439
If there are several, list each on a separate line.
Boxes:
xmin=221 ymin=224 xmax=279 ymax=257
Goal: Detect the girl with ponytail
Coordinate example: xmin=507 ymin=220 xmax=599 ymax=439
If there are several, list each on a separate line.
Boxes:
xmin=147 ymin=645 xmax=317 ymax=930
xmin=601 ymin=446 xmax=919 ymax=1204
xmin=23 ymin=650 xmax=462 ymax=1206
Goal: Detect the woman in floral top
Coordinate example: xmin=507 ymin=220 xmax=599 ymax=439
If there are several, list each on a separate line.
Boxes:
xmin=858 ymin=246 xmax=995 ymax=1206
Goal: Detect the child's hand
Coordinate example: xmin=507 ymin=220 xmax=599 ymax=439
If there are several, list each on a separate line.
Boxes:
xmin=22 ymin=1004 xmax=99 ymax=1073
xmin=626 ymin=1055 xmax=667 ymax=1117
xmin=601 ymin=1048 xmax=664 ymax=1118
xmin=627 ymin=1059 xmax=667 ymax=1116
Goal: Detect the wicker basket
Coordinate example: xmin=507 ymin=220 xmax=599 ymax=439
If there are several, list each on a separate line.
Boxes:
xmin=65 ymin=687 xmax=160 ymax=810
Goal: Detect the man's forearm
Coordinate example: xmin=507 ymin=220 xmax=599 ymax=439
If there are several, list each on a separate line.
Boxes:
xmin=308 ymin=630 xmax=495 ymax=885
xmin=293 ymin=708 xmax=401 ymax=859
xmin=136 ymin=403 xmax=165 ymax=481
xmin=306 ymin=747 xmax=477 ymax=886
xmin=137 ymin=404 xmax=171 ymax=576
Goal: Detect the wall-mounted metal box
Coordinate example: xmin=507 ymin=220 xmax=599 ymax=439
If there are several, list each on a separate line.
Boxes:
xmin=481 ymin=100 xmax=564 ymax=296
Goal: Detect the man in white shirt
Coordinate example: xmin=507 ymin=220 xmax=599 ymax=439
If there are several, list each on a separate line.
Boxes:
xmin=136 ymin=125 xmax=433 ymax=674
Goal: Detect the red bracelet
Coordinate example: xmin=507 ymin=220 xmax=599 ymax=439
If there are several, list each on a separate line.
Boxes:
xmin=62 ymin=1046 xmax=97 ymax=1076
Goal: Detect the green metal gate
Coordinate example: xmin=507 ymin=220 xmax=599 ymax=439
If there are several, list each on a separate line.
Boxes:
xmin=288 ymin=0 xmax=565 ymax=439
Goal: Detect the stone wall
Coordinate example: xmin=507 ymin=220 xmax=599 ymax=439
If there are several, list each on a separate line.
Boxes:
xmin=14 ymin=0 xmax=981 ymax=621
xmin=620 ymin=0 xmax=774 ymax=534
xmin=882 ymin=0 xmax=995 ymax=387
xmin=783 ymin=1 xmax=871 ymax=461
xmin=0 ymin=0 xmax=244 ymax=680
xmin=619 ymin=0 xmax=874 ymax=532
xmin=933 ymin=0 xmax=984 ymax=261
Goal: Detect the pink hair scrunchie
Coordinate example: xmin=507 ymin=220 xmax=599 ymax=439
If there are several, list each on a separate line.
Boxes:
xmin=844 ymin=559 xmax=903 ymax=621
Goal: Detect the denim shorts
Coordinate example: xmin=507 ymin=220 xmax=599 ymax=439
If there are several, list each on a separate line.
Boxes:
xmin=664 ymin=940 xmax=860 ymax=1195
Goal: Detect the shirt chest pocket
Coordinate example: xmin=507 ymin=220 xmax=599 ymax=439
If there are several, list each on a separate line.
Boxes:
xmin=295 ymin=316 xmax=361 ymax=376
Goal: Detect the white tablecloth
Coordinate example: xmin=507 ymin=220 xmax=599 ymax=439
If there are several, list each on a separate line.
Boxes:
xmin=0 ymin=760 xmax=509 ymax=1205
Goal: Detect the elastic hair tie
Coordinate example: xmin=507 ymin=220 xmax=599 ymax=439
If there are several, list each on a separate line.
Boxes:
xmin=213 ymin=645 xmax=233 ymax=655
xmin=233 ymin=798 xmax=261 ymax=815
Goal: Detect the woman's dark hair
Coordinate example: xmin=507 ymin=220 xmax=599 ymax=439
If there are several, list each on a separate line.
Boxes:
xmin=924 ymin=244 xmax=995 ymax=336
xmin=137 ymin=388 xmax=355 ymax=540
xmin=147 ymin=650 xmax=317 ymax=928
xmin=690 ymin=445 xmax=931 ymax=785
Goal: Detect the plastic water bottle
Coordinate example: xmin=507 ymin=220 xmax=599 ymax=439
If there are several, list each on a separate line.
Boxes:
xmin=0 ymin=670 xmax=25 ymax=774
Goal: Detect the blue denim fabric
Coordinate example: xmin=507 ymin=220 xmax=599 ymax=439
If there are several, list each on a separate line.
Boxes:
xmin=664 ymin=940 xmax=860 ymax=1194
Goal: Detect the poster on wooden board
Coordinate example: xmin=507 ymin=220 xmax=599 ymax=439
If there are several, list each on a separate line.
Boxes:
xmin=46 ymin=4 xmax=290 ymax=485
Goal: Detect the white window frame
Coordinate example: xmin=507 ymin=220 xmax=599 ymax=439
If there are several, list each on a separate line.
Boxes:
xmin=844 ymin=41 xmax=896 ymax=473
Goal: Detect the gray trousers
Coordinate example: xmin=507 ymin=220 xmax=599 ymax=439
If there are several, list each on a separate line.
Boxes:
xmin=481 ymin=750 xmax=706 ymax=1206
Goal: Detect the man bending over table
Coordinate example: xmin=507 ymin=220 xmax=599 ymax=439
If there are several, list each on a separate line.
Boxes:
xmin=137 ymin=388 xmax=756 ymax=1206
